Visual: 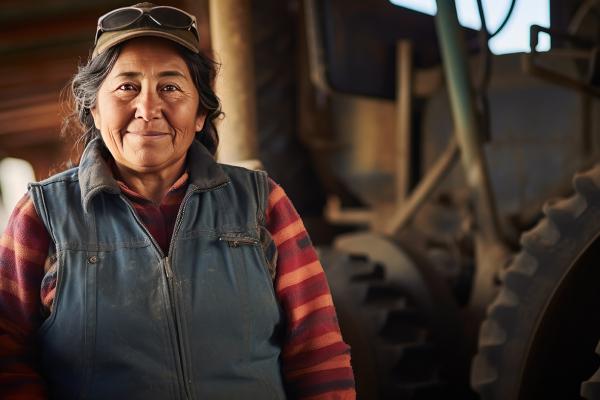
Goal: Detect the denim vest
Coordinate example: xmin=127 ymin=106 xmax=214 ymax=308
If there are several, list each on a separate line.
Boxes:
xmin=29 ymin=139 xmax=286 ymax=400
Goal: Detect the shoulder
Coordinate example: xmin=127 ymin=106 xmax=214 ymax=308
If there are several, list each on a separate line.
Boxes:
xmin=265 ymin=177 xmax=288 ymax=210
xmin=26 ymin=167 xmax=82 ymax=227
xmin=3 ymin=192 xmax=47 ymax=238
xmin=264 ymin=177 xmax=302 ymax=237
xmin=7 ymin=193 xmax=39 ymax=222
xmin=218 ymin=163 xmax=270 ymax=197
xmin=219 ymin=165 xmax=289 ymax=199
xmin=219 ymin=163 xmax=268 ymax=182
xmin=217 ymin=165 xmax=289 ymax=218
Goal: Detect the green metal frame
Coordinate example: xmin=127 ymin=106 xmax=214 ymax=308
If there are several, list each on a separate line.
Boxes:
xmin=434 ymin=0 xmax=503 ymax=243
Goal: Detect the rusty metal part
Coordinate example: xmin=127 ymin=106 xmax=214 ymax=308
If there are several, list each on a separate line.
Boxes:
xmin=324 ymin=196 xmax=374 ymax=226
xmin=395 ymin=40 xmax=413 ymax=206
xmin=523 ymin=25 xmax=600 ymax=98
xmin=385 ymin=137 xmax=460 ymax=235
xmin=330 ymin=232 xmax=474 ymax=398
xmin=334 ymin=232 xmax=428 ymax=302
xmin=304 ymin=0 xmax=447 ymax=215
xmin=209 ymin=0 xmax=261 ymax=168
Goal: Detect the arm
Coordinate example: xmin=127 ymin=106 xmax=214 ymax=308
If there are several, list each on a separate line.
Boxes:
xmin=266 ymin=179 xmax=356 ymax=400
xmin=0 ymin=194 xmax=50 ymax=399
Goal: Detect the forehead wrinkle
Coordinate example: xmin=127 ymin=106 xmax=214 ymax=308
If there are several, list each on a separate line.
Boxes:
xmin=113 ymin=41 xmax=191 ymax=80
xmin=112 ymin=70 xmax=187 ymax=79
xmin=158 ymin=70 xmax=186 ymax=78
xmin=114 ymin=71 xmax=143 ymax=79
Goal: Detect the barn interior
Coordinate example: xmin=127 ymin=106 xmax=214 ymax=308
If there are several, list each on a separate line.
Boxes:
xmin=1 ymin=0 xmax=600 ymax=399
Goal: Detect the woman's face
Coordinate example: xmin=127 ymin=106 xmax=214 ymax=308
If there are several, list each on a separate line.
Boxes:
xmin=91 ymin=37 xmax=205 ymax=174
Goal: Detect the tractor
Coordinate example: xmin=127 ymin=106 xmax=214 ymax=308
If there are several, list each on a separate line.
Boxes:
xmin=1 ymin=0 xmax=599 ymax=399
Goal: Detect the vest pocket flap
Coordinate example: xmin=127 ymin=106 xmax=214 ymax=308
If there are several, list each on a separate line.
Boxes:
xmin=218 ymin=233 xmax=259 ymax=247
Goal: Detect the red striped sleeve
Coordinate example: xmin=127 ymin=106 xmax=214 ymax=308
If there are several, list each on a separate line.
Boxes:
xmin=0 ymin=194 xmax=50 ymax=398
xmin=266 ymin=178 xmax=356 ymax=399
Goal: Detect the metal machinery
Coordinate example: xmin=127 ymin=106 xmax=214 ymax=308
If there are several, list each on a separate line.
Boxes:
xmin=1 ymin=0 xmax=600 ymax=399
xmin=240 ymin=0 xmax=600 ymax=399
xmin=204 ymin=0 xmax=600 ymax=398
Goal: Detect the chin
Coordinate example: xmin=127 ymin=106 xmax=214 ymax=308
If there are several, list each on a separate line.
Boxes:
xmin=129 ymin=148 xmax=169 ymax=162
xmin=133 ymin=159 xmax=169 ymax=170
xmin=122 ymin=154 xmax=168 ymax=171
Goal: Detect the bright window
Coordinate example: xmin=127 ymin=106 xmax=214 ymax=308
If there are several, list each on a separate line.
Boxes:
xmin=389 ymin=0 xmax=550 ymax=54
xmin=0 ymin=158 xmax=36 ymax=232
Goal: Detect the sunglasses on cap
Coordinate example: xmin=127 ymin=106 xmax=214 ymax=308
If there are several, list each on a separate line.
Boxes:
xmin=94 ymin=4 xmax=199 ymax=46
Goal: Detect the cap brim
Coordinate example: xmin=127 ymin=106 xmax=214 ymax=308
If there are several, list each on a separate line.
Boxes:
xmin=92 ymin=27 xmax=199 ymax=58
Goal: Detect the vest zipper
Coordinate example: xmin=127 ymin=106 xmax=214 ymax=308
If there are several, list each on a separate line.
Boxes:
xmin=163 ymin=255 xmax=189 ymax=400
xmin=165 ymin=256 xmax=175 ymax=279
xmin=121 ymin=181 xmax=229 ymax=400
xmin=120 ymin=195 xmax=191 ymax=399
xmin=165 ymin=182 xmax=229 ymax=398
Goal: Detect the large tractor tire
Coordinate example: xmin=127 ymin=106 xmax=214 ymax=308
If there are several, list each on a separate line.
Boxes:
xmin=319 ymin=233 xmax=476 ymax=399
xmin=472 ymin=164 xmax=600 ymax=400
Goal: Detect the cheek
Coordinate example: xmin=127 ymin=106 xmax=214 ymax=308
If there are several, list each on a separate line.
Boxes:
xmin=168 ymin=106 xmax=201 ymax=135
xmin=97 ymin=97 xmax=132 ymax=131
xmin=99 ymin=128 xmax=123 ymax=150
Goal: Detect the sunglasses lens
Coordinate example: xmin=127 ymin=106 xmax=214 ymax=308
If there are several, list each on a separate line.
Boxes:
xmin=150 ymin=7 xmax=192 ymax=28
xmin=101 ymin=8 xmax=143 ymax=30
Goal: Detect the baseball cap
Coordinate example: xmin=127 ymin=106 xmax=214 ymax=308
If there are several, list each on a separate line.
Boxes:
xmin=92 ymin=2 xmax=200 ymax=58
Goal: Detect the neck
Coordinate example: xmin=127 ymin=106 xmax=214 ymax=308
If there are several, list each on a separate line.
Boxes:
xmin=114 ymin=159 xmax=186 ymax=204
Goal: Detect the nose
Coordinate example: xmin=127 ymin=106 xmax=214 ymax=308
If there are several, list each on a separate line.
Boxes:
xmin=134 ymin=88 xmax=162 ymax=121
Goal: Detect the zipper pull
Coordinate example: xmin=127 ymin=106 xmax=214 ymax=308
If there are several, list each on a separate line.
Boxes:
xmin=164 ymin=257 xmax=174 ymax=279
xmin=219 ymin=236 xmax=237 ymax=247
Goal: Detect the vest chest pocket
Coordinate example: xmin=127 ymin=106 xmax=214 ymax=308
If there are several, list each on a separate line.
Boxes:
xmin=215 ymin=230 xmax=282 ymax=334
xmin=219 ymin=229 xmax=278 ymax=281
xmin=219 ymin=233 xmax=259 ymax=248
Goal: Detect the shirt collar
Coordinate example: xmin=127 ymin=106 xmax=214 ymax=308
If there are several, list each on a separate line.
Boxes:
xmin=115 ymin=169 xmax=189 ymax=204
xmin=78 ymin=138 xmax=230 ymax=211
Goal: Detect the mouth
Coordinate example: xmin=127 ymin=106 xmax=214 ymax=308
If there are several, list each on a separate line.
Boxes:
xmin=126 ymin=130 xmax=171 ymax=138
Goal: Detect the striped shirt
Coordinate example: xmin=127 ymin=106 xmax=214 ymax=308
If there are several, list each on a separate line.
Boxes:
xmin=0 ymin=174 xmax=355 ymax=399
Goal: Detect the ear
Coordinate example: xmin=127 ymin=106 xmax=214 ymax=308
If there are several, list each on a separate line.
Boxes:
xmin=90 ymin=107 xmax=101 ymax=129
xmin=195 ymin=113 xmax=207 ymax=132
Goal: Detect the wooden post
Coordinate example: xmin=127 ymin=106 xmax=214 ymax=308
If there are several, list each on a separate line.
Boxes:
xmin=209 ymin=0 xmax=262 ymax=169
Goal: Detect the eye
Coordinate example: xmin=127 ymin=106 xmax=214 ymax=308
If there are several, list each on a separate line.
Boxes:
xmin=117 ymin=83 xmax=137 ymax=91
xmin=161 ymin=84 xmax=180 ymax=92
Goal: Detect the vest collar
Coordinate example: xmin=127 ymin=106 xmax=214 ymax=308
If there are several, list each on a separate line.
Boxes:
xmin=78 ymin=138 xmax=230 ymax=211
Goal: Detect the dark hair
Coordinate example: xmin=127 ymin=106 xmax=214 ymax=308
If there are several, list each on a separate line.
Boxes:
xmin=62 ymin=42 xmax=222 ymax=155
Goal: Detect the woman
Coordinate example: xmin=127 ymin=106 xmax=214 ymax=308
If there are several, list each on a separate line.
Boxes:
xmin=0 ymin=3 xmax=355 ymax=399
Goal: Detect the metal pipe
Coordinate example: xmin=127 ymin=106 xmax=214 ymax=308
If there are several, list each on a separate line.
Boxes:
xmin=303 ymin=0 xmax=333 ymax=94
xmin=434 ymin=0 xmax=502 ymax=242
xmin=525 ymin=25 xmax=600 ymax=97
xmin=395 ymin=40 xmax=413 ymax=206
xmin=209 ymin=0 xmax=262 ymax=168
xmin=385 ymin=137 xmax=459 ymax=235
xmin=522 ymin=55 xmax=600 ymax=98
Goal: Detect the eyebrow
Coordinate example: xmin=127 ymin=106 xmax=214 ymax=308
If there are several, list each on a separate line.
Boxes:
xmin=114 ymin=70 xmax=187 ymax=79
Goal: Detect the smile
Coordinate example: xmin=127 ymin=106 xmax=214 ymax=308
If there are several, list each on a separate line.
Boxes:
xmin=126 ymin=131 xmax=171 ymax=138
